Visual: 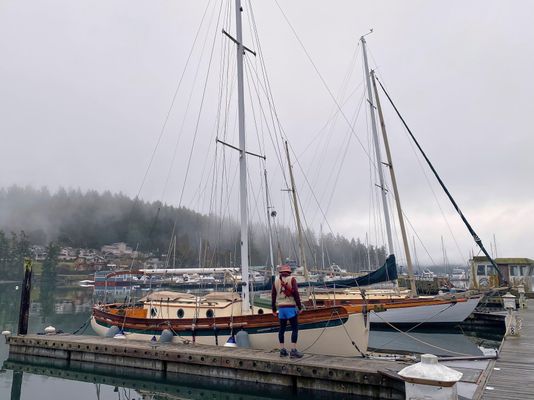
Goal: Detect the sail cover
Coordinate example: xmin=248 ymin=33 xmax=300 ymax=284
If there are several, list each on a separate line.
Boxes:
xmin=314 ymin=254 xmax=398 ymax=288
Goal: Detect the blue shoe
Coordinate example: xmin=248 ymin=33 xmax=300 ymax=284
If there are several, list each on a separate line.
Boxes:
xmin=290 ymin=349 xmax=303 ymax=358
xmin=280 ymin=348 xmax=288 ymax=357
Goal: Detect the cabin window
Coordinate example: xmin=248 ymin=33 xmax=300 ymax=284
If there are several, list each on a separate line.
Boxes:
xmin=510 ymin=266 xmax=518 ymax=277
xmin=520 ymin=266 xmax=527 ymax=276
xmin=206 ymin=309 xmax=214 ymax=318
xmin=177 ymin=309 xmax=184 ymax=319
xmin=257 ymin=309 xmax=264 ymax=315
xmin=150 ymin=307 xmax=157 ymax=317
xmin=477 ymin=265 xmax=486 ymax=276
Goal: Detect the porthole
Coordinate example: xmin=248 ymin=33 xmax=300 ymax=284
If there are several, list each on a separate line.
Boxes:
xmin=177 ymin=309 xmax=185 ymax=319
xmin=206 ymin=309 xmax=214 ymax=318
xmin=150 ymin=307 xmax=158 ymax=317
xmin=257 ymin=309 xmax=264 ymax=315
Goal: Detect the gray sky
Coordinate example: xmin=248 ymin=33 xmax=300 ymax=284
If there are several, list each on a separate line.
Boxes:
xmin=1 ymin=1 xmax=533 ymax=265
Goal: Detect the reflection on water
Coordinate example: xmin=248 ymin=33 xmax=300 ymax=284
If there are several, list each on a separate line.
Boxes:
xmin=0 ymin=280 xmax=502 ymax=399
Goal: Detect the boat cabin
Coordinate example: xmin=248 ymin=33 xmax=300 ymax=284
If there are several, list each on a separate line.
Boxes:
xmin=469 ymin=257 xmax=534 ymax=292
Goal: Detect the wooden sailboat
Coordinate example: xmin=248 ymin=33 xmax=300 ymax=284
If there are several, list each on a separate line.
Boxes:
xmin=91 ymin=0 xmax=369 ymax=357
xmin=293 ymin=34 xmax=481 ymax=325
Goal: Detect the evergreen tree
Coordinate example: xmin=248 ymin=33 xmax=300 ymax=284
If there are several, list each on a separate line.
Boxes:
xmin=42 ymin=242 xmax=60 ymax=283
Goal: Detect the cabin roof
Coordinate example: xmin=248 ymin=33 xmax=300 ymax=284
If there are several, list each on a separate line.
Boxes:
xmin=471 ymin=257 xmax=534 ymax=265
xmin=140 ymin=291 xmax=196 ymax=302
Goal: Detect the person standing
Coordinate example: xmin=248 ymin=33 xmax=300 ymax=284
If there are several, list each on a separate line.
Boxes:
xmin=272 ymin=264 xmax=303 ymax=358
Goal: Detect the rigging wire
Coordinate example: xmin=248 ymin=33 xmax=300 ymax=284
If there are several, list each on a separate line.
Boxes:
xmin=376 ymin=76 xmax=504 ymax=282
xmin=273 ymin=0 xmax=375 ymax=164
xmin=166 ymin=1 xmax=226 ymax=266
xmin=137 ymin=0 xmax=214 ymax=203
xmin=367 ymin=42 xmax=466 ymax=263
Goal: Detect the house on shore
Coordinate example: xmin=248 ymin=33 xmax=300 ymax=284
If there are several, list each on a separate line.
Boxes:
xmin=470 ymin=256 xmax=534 ymax=292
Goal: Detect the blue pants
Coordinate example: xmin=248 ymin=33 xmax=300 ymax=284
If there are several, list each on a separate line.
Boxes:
xmin=278 ymin=309 xmax=299 ymax=344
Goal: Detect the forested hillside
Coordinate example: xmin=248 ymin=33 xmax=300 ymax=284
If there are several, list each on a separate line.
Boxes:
xmin=0 ymin=186 xmax=386 ymax=271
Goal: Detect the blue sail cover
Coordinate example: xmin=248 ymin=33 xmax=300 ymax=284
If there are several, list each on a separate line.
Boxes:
xmin=253 ymin=254 xmax=398 ymax=291
xmin=312 ymin=254 xmax=397 ymax=288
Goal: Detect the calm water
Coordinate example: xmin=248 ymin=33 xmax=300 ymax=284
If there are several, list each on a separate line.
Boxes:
xmin=0 ymin=281 xmax=501 ymax=399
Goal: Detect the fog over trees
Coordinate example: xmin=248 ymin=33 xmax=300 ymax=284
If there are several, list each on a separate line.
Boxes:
xmin=0 ymin=186 xmax=386 ymax=272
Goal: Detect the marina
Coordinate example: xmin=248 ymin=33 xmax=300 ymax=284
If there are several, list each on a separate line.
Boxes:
xmin=3 ymin=303 xmax=530 ymax=400
xmin=3 ymin=305 xmax=532 ymax=400
xmin=1 ymin=1 xmax=533 ymax=399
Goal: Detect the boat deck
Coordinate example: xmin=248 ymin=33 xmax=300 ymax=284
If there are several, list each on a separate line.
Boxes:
xmin=480 ymin=302 xmax=534 ymax=399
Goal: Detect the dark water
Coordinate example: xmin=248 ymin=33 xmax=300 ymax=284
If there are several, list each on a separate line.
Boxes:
xmin=0 ymin=281 xmax=501 ymax=399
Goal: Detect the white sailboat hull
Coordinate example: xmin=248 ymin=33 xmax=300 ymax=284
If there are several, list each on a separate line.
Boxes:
xmin=91 ymin=312 xmax=369 ymax=357
xmin=370 ymin=297 xmax=481 ymax=324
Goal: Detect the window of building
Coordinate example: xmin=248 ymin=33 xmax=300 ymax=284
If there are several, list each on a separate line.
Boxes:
xmin=477 ymin=265 xmax=486 ymax=276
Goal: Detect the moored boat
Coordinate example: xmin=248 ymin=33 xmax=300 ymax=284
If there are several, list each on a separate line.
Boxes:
xmin=91 ymin=297 xmax=369 ymax=356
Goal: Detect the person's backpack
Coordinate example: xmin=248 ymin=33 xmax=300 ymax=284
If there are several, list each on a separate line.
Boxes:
xmin=279 ymin=277 xmax=294 ymax=297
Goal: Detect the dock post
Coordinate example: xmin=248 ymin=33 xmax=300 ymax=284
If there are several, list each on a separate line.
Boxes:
xmin=503 ymin=291 xmax=521 ymax=336
xmin=17 ymin=258 xmax=33 ymax=335
xmin=398 ymin=354 xmax=462 ymax=400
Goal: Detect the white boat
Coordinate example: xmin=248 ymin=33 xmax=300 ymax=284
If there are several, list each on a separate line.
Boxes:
xmin=369 ymin=296 xmax=481 ymax=325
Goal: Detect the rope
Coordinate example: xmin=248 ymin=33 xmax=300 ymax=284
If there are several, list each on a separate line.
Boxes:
xmin=371 ymin=309 xmax=473 ymax=356
xmin=334 ymin=308 xmax=366 ymax=358
xmin=72 ymin=316 xmax=92 ymax=335
xmin=372 ymin=303 xmax=457 ymax=349
xmin=300 ymin=308 xmax=366 ymax=358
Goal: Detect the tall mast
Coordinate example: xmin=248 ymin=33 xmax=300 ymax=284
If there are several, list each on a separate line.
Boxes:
xmin=371 ymin=70 xmax=417 ymax=296
xmin=235 ymin=0 xmax=250 ymax=313
xmin=264 ymin=169 xmax=275 ymax=276
xmin=320 ymin=223 xmax=325 ymax=270
xmin=441 ymin=235 xmax=450 ymax=276
xmin=284 ymin=141 xmax=309 ymax=283
xmin=360 ymin=36 xmax=394 ymax=256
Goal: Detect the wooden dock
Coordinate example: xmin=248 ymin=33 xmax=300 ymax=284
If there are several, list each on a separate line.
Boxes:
xmin=479 ymin=303 xmax=534 ymax=399
xmin=6 ymin=334 xmax=408 ymax=399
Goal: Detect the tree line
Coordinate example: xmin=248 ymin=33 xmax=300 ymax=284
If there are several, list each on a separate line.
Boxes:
xmin=0 ymin=186 xmax=386 ymax=273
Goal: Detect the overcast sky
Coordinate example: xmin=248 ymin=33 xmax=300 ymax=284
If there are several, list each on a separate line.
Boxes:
xmin=1 ymin=1 xmax=533 ymax=265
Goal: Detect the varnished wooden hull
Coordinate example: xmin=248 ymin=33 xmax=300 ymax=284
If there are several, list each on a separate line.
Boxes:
xmin=91 ymin=305 xmax=369 ymax=356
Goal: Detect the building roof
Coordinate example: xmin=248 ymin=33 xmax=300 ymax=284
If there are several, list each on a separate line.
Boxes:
xmin=472 ymin=256 xmax=534 ymax=265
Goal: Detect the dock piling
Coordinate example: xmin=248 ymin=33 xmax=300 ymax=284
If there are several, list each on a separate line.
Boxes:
xmin=17 ymin=258 xmax=33 ymax=336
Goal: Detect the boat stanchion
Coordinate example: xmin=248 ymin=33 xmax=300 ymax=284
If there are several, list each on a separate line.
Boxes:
xmin=398 ymin=353 xmax=462 ymax=400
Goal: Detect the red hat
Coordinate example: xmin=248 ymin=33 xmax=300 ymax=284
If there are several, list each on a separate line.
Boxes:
xmin=278 ymin=264 xmax=291 ymax=273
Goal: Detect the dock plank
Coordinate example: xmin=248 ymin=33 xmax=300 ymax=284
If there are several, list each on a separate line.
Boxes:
xmin=481 ymin=302 xmax=534 ymax=400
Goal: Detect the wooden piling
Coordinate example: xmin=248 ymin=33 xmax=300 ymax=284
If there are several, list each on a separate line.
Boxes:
xmin=17 ymin=258 xmax=33 ymax=335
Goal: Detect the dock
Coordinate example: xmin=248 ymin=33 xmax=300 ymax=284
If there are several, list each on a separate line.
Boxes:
xmin=4 ymin=308 xmax=523 ymax=399
xmin=479 ymin=304 xmax=534 ymax=399
xmin=6 ymin=334 xmax=408 ymax=399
